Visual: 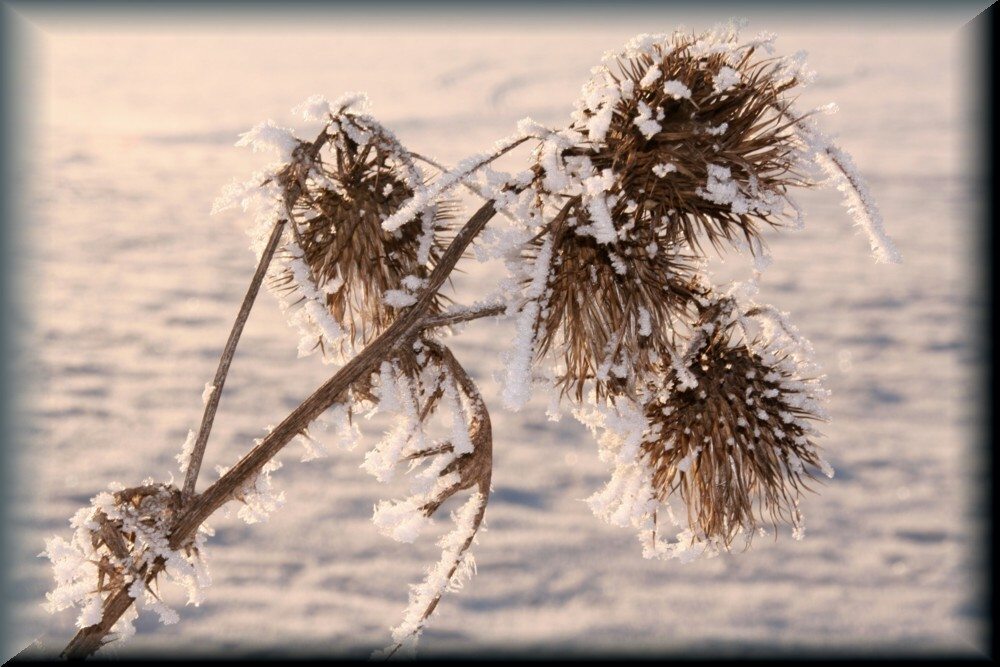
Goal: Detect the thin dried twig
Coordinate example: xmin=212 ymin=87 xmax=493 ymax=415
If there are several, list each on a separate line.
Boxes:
xmin=181 ymin=219 xmax=286 ymax=499
xmin=422 ymin=303 xmax=506 ymax=329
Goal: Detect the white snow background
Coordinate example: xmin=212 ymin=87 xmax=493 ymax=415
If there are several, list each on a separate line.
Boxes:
xmin=5 ymin=7 xmax=988 ymax=658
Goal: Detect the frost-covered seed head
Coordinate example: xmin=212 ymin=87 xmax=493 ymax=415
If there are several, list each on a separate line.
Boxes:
xmin=640 ymin=299 xmax=828 ymax=547
xmin=563 ymin=27 xmax=811 ymax=254
xmin=272 ymin=116 xmax=455 ymax=352
xmin=41 ymin=483 xmax=209 ymax=634
xmin=528 ymin=204 xmax=706 ymax=401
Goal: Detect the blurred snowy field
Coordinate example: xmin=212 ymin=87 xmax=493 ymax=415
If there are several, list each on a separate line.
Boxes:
xmin=5 ymin=7 xmax=988 ymax=658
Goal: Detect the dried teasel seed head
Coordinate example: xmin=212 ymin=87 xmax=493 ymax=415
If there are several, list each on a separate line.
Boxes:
xmin=555 ymin=25 xmax=813 ymax=255
xmin=528 ymin=201 xmax=708 ymax=401
xmin=640 ymin=296 xmax=831 ymax=548
xmin=273 ymin=114 xmax=456 ymax=356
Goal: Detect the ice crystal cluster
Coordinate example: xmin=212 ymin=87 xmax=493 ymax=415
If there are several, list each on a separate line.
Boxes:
xmin=41 ymin=483 xmax=211 ymax=640
xmin=44 ymin=21 xmax=897 ymax=656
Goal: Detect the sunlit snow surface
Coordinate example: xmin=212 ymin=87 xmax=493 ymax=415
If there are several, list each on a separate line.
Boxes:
xmin=8 ymin=12 xmax=985 ymax=658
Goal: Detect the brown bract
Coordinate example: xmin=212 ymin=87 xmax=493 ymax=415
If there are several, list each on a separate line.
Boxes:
xmin=529 ymin=200 xmax=705 ymax=401
xmin=570 ymin=34 xmax=809 ymax=253
xmin=91 ymin=484 xmax=192 ymax=596
xmin=273 ymin=125 xmax=455 ymax=353
xmin=641 ymin=301 xmax=826 ymax=547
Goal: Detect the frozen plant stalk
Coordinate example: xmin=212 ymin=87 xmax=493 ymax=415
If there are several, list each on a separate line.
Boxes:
xmin=43 ymin=21 xmax=897 ymax=659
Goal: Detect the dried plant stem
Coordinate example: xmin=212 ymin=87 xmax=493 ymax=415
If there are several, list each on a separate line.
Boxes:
xmin=410 ymin=151 xmax=518 ymax=220
xmin=61 ymin=200 xmax=498 ymax=660
xmin=422 ymin=303 xmax=506 ymax=329
xmin=62 ymin=569 xmax=157 ymax=660
xmin=384 ymin=343 xmax=492 ymax=659
xmin=384 ymin=495 xmax=488 ymax=660
xmin=172 ymin=200 xmax=497 ymax=539
xmin=181 ymin=219 xmax=287 ymax=499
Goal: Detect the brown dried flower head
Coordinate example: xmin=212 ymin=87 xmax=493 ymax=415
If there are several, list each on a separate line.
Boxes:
xmin=87 ymin=484 xmax=191 ymax=594
xmin=527 ymin=201 xmax=705 ymax=401
xmin=566 ymin=26 xmax=811 ymax=254
xmin=274 ymin=117 xmax=455 ymax=353
xmin=514 ymin=25 xmax=818 ymax=403
xmin=640 ymin=297 xmax=831 ymax=547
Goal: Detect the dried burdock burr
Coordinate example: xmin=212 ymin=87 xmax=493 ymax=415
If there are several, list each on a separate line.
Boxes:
xmin=525 ymin=203 xmax=706 ymax=401
xmin=581 ymin=292 xmax=833 ymax=561
xmin=505 ymin=24 xmax=830 ymax=406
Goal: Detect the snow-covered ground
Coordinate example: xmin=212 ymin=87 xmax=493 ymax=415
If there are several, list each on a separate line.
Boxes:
xmin=6 ymin=8 xmax=987 ymax=658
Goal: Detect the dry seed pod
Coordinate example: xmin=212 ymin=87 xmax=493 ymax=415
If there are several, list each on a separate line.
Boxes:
xmin=42 ymin=482 xmax=211 ymax=638
xmin=527 ymin=205 xmax=706 ymax=401
xmin=272 ymin=114 xmax=455 ymax=357
xmin=511 ymin=25 xmax=818 ymax=403
xmin=564 ymin=26 xmax=811 ymax=254
xmin=640 ymin=297 xmax=831 ymax=548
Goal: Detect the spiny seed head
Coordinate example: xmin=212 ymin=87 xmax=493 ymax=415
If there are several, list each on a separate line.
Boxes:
xmin=274 ymin=120 xmax=455 ymax=351
xmin=640 ymin=298 xmax=829 ymax=547
xmin=89 ymin=484 xmax=191 ymax=592
xmin=529 ymin=204 xmax=706 ymax=401
xmin=566 ymin=26 xmax=811 ymax=254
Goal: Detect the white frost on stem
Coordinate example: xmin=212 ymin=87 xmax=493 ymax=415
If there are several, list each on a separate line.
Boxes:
xmin=819 ymin=144 xmax=901 ymax=264
xmin=41 ymin=483 xmax=213 ymax=642
xmin=380 ymin=132 xmax=531 ymax=233
xmin=793 ymin=113 xmax=901 ymax=264
xmin=175 ymin=429 xmax=197 ymax=477
xmin=501 ymin=234 xmax=555 ymax=410
xmin=215 ymin=457 xmax=286 ymax=525
xmin=376 ymin=492 xmax=487 ymax=659
xmin=362 ymin=362 xmax=426 ymax=483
